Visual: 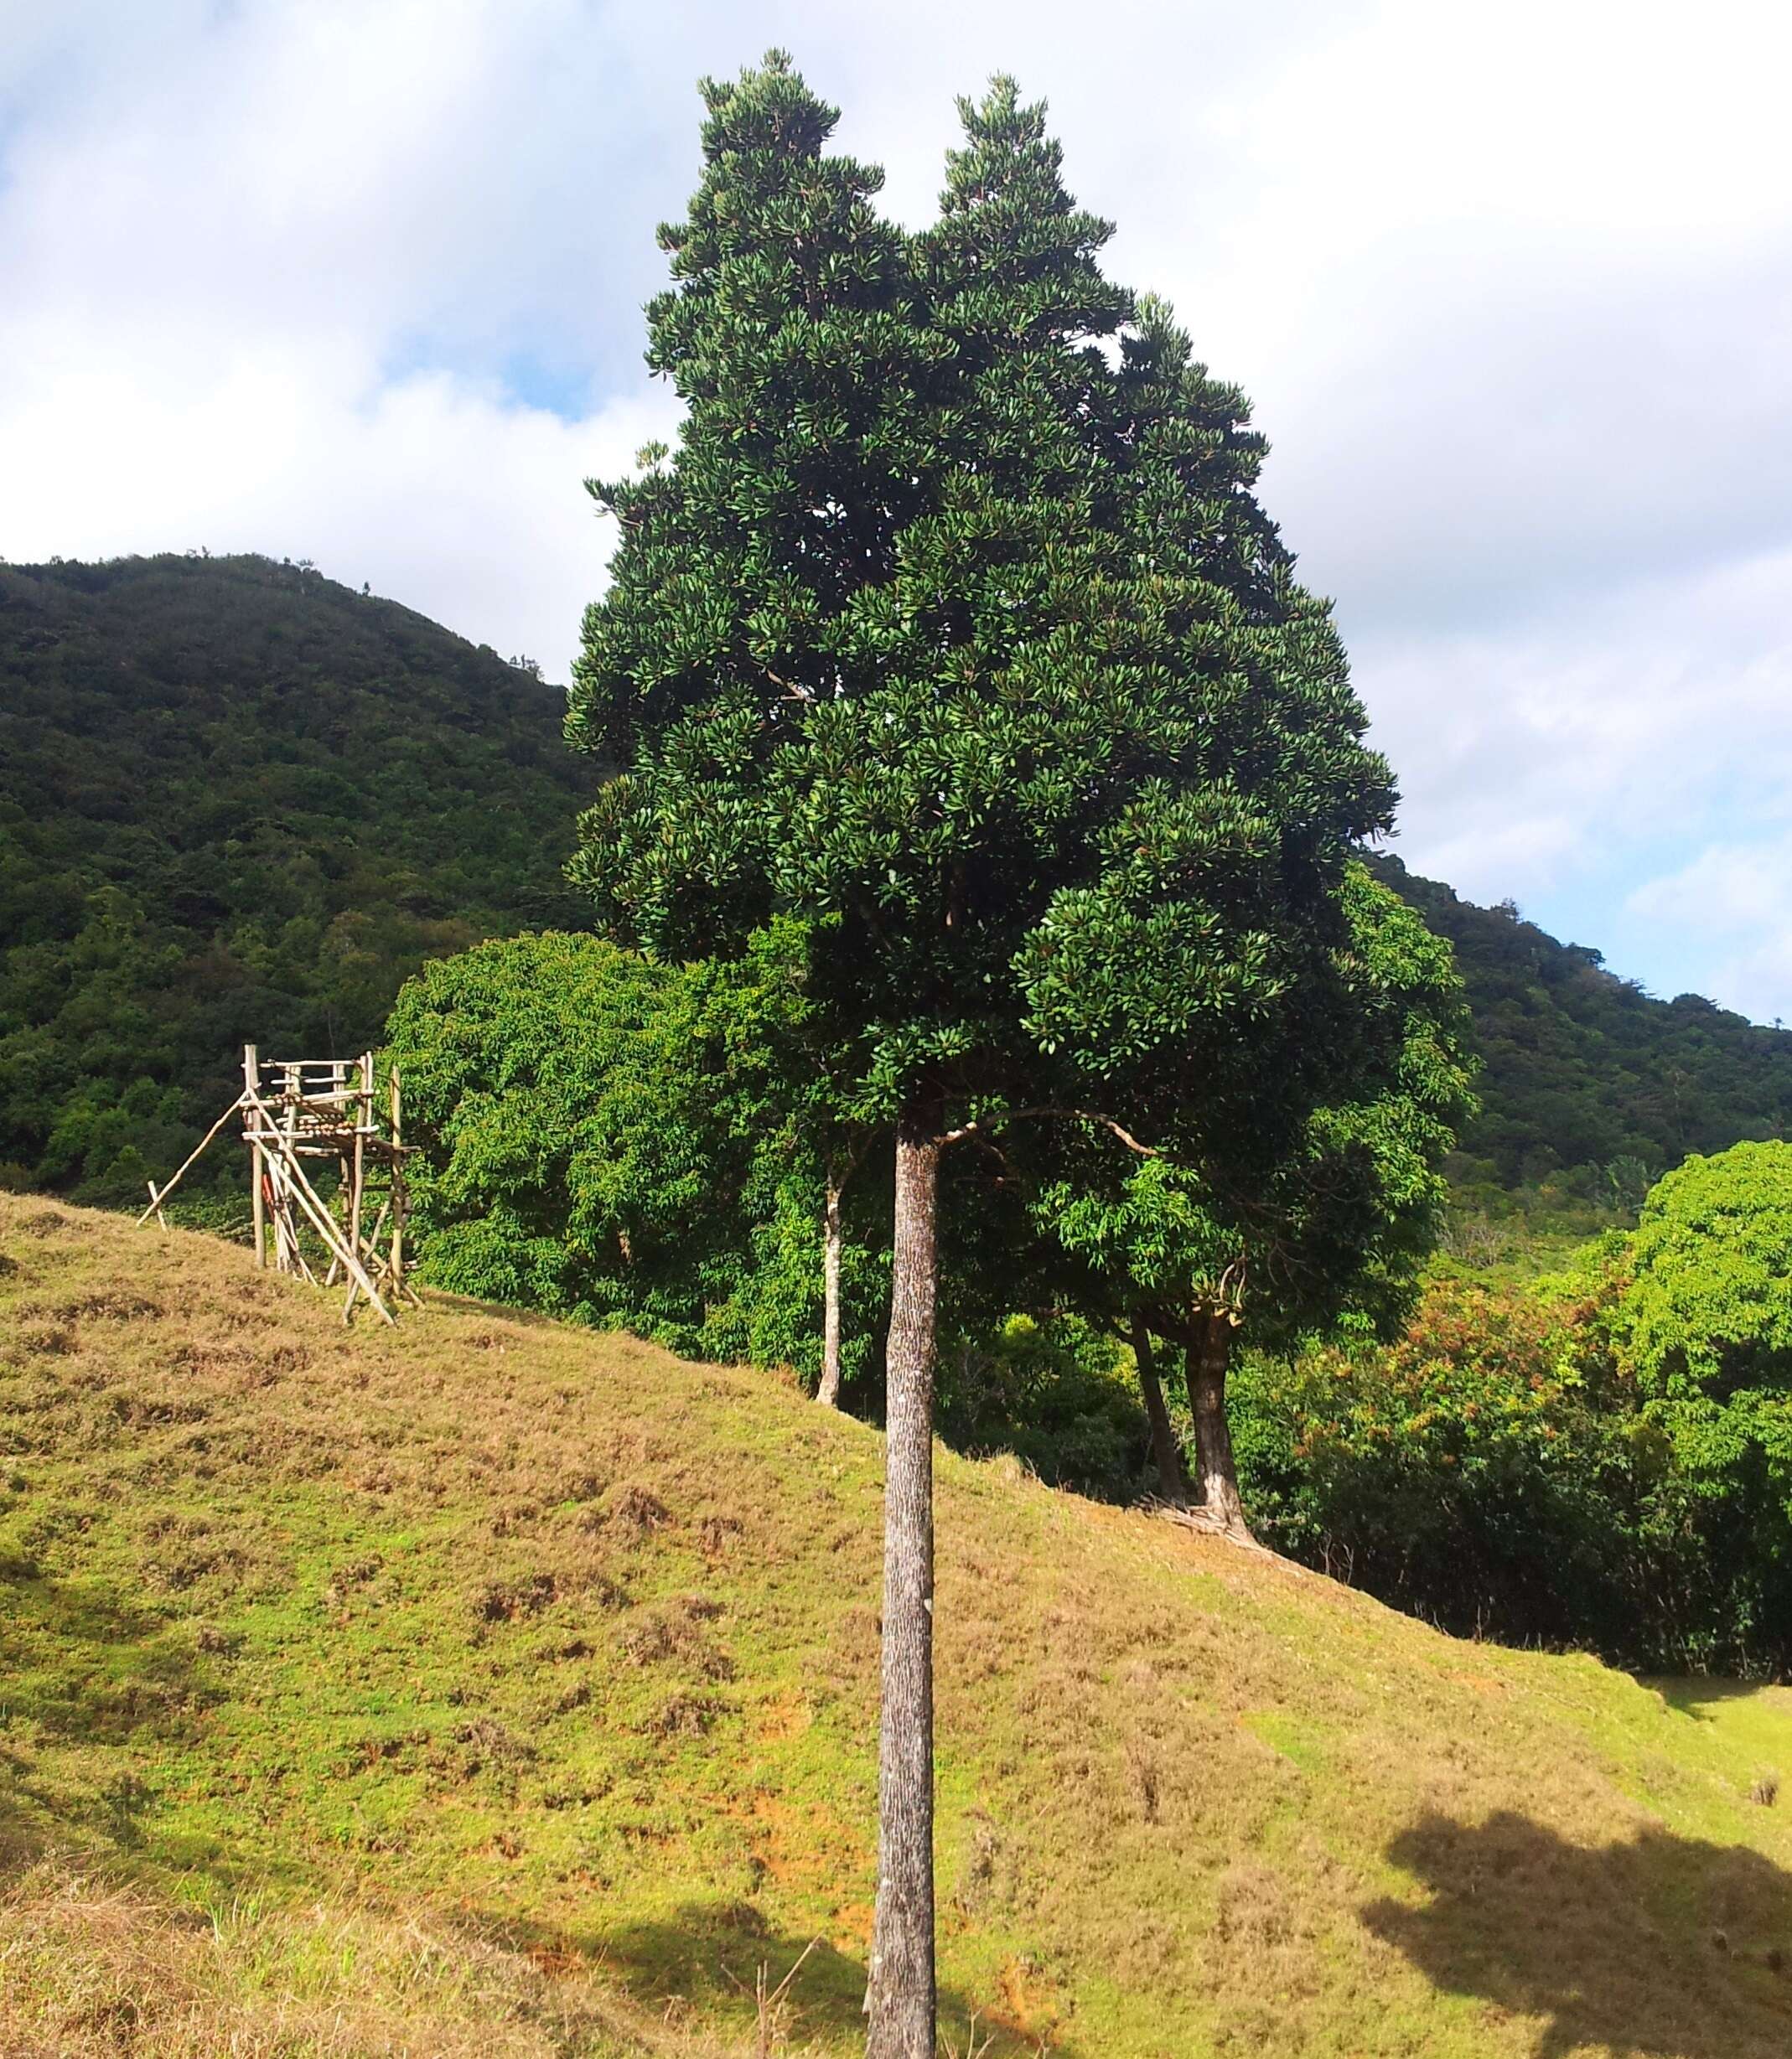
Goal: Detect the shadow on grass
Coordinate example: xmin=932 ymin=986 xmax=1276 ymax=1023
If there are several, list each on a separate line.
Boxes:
xmin=0 ymin=1565 xmax=217 ymax=1879
xmin=474 ymin=1902 xmax=1067 ymax=2056
xmin=1365 ymin=1811 xmax=1792 ymax=2058
xmin=1653 ymin=1676 xmax=1792 ymax=1724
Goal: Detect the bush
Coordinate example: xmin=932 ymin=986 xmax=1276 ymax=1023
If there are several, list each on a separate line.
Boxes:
xmin=1233 ymin=1261 xmax=1789 ymax=1675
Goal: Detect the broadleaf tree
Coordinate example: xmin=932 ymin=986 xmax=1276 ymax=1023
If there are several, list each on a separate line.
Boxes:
xmin=568 ymin=59 xmax=1422 ymax=2056
xmin=1615 ymin=1141 xmax=1792 ymax=1518
xmin=1041 ymin=863 xmax=1478 ymax=1531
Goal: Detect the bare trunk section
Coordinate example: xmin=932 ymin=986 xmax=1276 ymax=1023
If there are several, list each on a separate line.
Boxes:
xmin=1187 ymin=1313 xmax=1251 ymax=1538
xmin=866 ymin=1095 xmax=942 ymax=2059
xmin=817 ymin=1172 xmax=845 ymax=1407
xmin=1131 ymin=1312 xmax=1188 ymax=1505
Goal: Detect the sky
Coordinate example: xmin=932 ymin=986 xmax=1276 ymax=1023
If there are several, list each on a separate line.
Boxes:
xmin=3 ymin=0 xmax=1789 ymax=1022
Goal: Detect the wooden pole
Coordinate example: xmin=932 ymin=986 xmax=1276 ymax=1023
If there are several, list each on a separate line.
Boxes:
xmin=245 ymin=1091 xmax=394 ymax=1323
xmin=342 ymin=1052 xmax=370 ymax=1323
xmin=134 ymin=1092 xmax=249 ymax=1225
xmin=244 ymin=1045 xmax=267 ymax=1267
xmin=389 ymin=1063 xmax=404 ymax=1291
xmin=322 ymin=1063 xmax=346 ymax=1287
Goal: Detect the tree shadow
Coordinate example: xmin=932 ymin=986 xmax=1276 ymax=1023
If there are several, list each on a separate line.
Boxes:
xmin=1651 ymin=1676 xmax=1792 ymax=1725
xmin=0 ymin=1564 xmax=217 ymax=1880
xmin=467 ymin=1901 xmax=1072 ymax=2056
xmin=1364 ymin=1812 xmax=1792 ymax=2058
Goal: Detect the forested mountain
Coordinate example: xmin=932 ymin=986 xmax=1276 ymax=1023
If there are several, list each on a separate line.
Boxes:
xmin=1379 ymin=857 xmax=1792 ymax=1193
xmin=0 ymin=552 xmax=592 ymax=1199
xmin=2 ymin=552 xmax=1786 ymax=1206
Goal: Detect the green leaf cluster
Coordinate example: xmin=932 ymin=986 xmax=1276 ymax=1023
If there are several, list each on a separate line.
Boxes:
xmin=382 ymin=924 xmax=886 ymax=1374
xmin=1236 ymin=1145 xmax=1792 ymax=1673
xmin=569 ymin=66 xmax=1394 ymax=1121
xmin=1615 ymin=1141 xmax=1792 ymax=1499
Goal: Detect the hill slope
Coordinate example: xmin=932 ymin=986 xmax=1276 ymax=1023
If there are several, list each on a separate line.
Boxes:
xmin=3 ymin=553 xmax=1789 ymax=1212
xmin=4 ymin=1194 xmax=1791 ymax=2057
xmin=1380 ymin=857 xmax=1792 ymax=1191
xmin=0 ymin=553 xmax=592 ymax=1202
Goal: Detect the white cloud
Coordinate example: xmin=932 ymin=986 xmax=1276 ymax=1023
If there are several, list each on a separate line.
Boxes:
xmin=3 ymin=0 xmax=1789 ymax=1015
xmin=1629 ymin=835 xmax=1792 ymax=1022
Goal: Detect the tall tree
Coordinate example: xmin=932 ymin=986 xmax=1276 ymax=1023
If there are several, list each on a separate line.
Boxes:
xmin=570 ymin=62 xmax=1404 ymax=2056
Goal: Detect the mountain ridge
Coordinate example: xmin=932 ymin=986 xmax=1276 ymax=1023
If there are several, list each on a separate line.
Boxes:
xmin=3 ymin=551 xmax=1787 ymax=1207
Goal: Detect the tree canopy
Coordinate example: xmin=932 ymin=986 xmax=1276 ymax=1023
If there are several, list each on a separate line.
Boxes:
xmin=1616 ymin=1141 xmax=1792 ymax=1498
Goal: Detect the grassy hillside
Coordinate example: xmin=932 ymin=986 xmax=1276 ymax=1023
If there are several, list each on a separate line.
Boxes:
xmin=0 ymin=553 xmax=592 ymax=1203
xmin=3 ymin=1195 xmax=1791 ymax=2056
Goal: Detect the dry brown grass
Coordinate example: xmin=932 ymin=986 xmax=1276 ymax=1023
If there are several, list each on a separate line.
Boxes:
xmin=0 ymin=1860 xmax=736 ymax=2057
xmin=4 ymin=1194 xmax=1792 ymax=2056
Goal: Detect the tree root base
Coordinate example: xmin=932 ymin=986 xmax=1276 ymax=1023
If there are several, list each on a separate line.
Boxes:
xmin=1147 ymin=1497 xmax=1274 ymax=1555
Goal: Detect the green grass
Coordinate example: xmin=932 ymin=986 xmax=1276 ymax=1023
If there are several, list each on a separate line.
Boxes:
xmin=3 ymin=1195 xmax=1792 ymax=2056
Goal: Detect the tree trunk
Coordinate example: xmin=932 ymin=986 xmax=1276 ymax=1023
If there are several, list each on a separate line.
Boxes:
xmin=817 ymin=1171 xmax=844 ymax=1407
xmin=1187 ymin=1313 xmax=1251 ymax=1539
xmin=1131 ymin=1311 xmax=1188 ymax=1505
xmin=866 ymin=1095 xmax=942 ymax=2059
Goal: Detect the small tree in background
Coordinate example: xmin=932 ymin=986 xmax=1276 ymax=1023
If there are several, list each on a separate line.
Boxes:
xmin=569 ymin=59 xmax=1423 ymax=2056
xmin=1616 ymin=1141 xmax=1792 ymax=1512
xmin=1043 ymin=865 xmax=1476 ymax=1534
xmin=383 ymin=926 xmax=894 ymax=1379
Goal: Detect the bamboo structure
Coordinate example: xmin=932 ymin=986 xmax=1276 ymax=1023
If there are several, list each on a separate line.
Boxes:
xmin=137 ymin=1043 xmax=417 ymax=1325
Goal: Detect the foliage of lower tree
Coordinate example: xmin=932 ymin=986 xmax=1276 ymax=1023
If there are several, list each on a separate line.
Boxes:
xmin=1038 ymin=862 xmax=1477 ymax=1529
xmin=1234 ymin=1141 xmax=1792 ymax=1675
xmin=1613 ymin=1142 xmax=1792 ymax=1622
xmin=385 ymin=924 xmax=873 ymax=1384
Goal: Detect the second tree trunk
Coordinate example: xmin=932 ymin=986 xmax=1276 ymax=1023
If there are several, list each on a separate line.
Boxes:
xmin=1187 ymin=1312 xmax=1250 ymax=1538
xmin=1132 ymin=1312 xmax=1188 ymax=1505
xmin=818 ymin=1172 xmax=844 ymax=1406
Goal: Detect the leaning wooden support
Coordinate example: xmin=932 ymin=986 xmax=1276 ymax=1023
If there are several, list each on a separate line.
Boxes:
xmin=134 ymin=1094 xmax=250 ymax=1224
xmin=242 ymin=1089 xmax=395 ymax=1324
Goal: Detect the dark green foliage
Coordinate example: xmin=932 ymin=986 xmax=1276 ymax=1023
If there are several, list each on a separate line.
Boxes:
xmin=1042 ymin=862 xmax=1479 ymax=1349
xmin=0 ymin=554 xmax=591 ymax=1203
xmin=567 ymin=65 xmax=1398 ymax=1141
xmin=937 ymin=1314 xmax=1146 ymax=1500
xmin=1231 ymin=1274 xmax=1670 ymax=1659
xmin=1380 ymin=856 xmax=1792 ymax=1192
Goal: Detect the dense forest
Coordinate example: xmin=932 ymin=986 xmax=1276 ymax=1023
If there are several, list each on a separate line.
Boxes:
xmin=1383 ymin=858 xmax=1792 ymax=1196
xmin=0 ymin=552 xmax=593 ymax=1200
xmin=3 ymin=552 xmax=1787 ymax=1209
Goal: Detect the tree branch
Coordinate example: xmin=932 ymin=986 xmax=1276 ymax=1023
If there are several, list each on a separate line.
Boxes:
xmin=938 ymin=1105 xmax=1158 ymax=1156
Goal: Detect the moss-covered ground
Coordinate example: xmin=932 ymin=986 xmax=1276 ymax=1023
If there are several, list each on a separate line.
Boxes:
xmin=3 ymin=1193 xmax=1789 ymax=2055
